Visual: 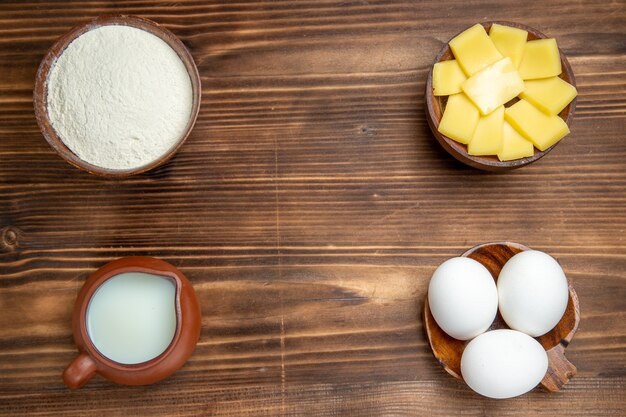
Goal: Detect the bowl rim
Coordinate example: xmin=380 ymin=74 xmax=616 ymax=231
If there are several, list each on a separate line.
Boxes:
xmin=33 ymin=14 xmax=202 ymax=177
xmin=425 ymin=21 xmax=577 ymax=171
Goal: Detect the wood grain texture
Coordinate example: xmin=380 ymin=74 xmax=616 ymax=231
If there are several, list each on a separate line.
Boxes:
xmin=0 ymin=0 xmax=625 ymax=416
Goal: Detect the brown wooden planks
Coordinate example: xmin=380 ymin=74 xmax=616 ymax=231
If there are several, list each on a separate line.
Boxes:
xmin=0 ymin=1 xmax=625 ymax=416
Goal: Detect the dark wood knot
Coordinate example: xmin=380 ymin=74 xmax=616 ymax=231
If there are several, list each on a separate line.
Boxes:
xmin=1 ymin=226 xmax=19 ymax=249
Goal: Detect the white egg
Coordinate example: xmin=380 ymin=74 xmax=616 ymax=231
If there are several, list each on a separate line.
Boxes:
xmin=461 ymin=329 xmax=548 ymax=399
xmin=428 ymin=257 xmax=498 ymax=340
xmin=498 ymin=250 xmax=569 ymax=337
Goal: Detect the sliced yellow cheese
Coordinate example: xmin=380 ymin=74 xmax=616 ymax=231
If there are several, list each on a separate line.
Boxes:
xmin=498 ymin=120 xmax=535 ymax=161
xmin=518 ymin=38 xmax=562 ymax=80
xmin=504 ymin=99 xmax=569 ymax=151
xmin=468 ymin=106 xmax=504 ymax=156
xmin=462 ymin=57 xmax=525 ymax=116
xmin=519 ymin=76 xmax=577 ymax=115
xmin=489 ymin=23 xmax=528 ymax=68
xmin=437 ymin=93 xmax=480 ymax=144
xmin=433 ymin=59 xmax=467 ymax=96
xmin=449 ymin=24 xmax=503 ymax=76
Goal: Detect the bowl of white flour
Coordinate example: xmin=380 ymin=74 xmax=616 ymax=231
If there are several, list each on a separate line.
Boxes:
xmin=34 ymin=15 xmax=201 ymax=176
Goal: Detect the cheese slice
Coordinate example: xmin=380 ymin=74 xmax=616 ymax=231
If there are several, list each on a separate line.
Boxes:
xmin=462 ymin=57 xmax=525 ymax=116
xmin=437 ymin=93 xmax=480 ymax=144
xmin=498 ymin=121 xmax=535 ymax=161
xmin=449 ymin=24 xmax=503 ymax=76
xmin=504 ymin=99 xmax=569 ymax=151
xmin=518 ymin=38 xmax=562 ymax=80
xmin=519 ymin=76 xmax=577 ymax=115
xmin=489 ymin=24 xmax=528 ymax=68
xmin=468 ymin=106 xmax=504 ymax=156
xmin=433 ymin=59 xmax=467 ymax=96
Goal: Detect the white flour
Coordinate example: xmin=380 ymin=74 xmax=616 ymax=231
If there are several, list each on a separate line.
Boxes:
xmin=47 ymin=25 xmax=193 ymax=170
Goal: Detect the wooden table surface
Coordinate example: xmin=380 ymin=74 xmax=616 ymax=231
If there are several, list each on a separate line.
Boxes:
xmin=1 ymin=1 xmax=625 ymax=416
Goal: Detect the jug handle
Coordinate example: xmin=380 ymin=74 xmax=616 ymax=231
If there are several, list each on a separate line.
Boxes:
xmin=63 ymin=352 xmax=97 ymax=389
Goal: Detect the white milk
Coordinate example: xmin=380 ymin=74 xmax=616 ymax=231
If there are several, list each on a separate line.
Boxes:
xmin=86 ymin=272 xmax=177 ymax=364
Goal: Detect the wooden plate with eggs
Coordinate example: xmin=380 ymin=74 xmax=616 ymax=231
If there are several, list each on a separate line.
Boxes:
xmin=423 ymin=242 xmax=580 ymax=392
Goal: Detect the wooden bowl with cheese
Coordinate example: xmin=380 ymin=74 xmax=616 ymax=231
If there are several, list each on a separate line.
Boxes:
xmin=425 ymin=22 xmax=576 ymax=171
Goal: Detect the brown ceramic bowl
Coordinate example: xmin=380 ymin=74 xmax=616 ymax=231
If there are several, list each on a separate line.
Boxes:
xmin=425 ymin=22 xmax=577 ymax=171
xmin=63 ymin=256 xmax=201 ymax=388
xmin=423 ymin=242 xmax=580 ymax=392
xmin=33 ymin=15 xmax=201 ymax=177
